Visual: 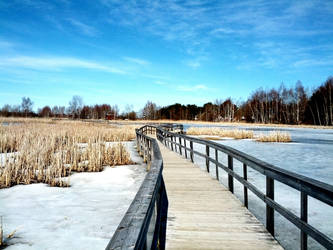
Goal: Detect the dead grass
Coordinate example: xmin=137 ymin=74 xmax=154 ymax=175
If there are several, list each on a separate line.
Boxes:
xmin=256 ymin=131 xmax=291 ymax=142
xmin=0 ymin=118 xmax=136 ymax=188
xmin=186 ymin=126 xmax=291 ymax=143
xmin=186 ymin=127 xmax=254 ymax=139
xmin=119 ymin=119 xmax=333 ymax=130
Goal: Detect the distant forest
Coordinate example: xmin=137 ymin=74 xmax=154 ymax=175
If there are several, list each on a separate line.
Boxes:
xmin=1 ymin=77 xmax=332 ymax=126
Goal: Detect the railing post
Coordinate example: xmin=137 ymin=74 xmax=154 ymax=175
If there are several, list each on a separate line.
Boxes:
xmin=170 ymin=136 xmax=174 ymax=151
xmin=140 ymin=135 xmax=143 ymax=156
xmin=136 ymin=134 xmax=140 ymax=153
xmin=266 ymin=177 xmax=274 ymax=236
xmin=148 ymin=140 xmax=152 ymax=162
xmin=144 ymin=137 xmax=147 ymax=163
xmin=243 ymin=163 xmax=248 ymax=208
xmin=301 ymin=192 xmax=308 ymax=250
xmin=228 ymin=155 xmax=234 ymax=193
xmin=215 ymin=149 xmax=219 ymax=180
xmin=206 ymin=145 xmax=210 ymax=172
xmin=184 ymin=139 xmax=187 ymax=159
xmin=179 ymin=137 xmax=182 ymax=155
xmin=190 ymin=141 xmax=194 ymax=163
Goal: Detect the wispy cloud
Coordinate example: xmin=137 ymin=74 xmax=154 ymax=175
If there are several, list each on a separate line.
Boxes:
xmin=186 ymin=60 xmax=201 ymax=69
xmin=67 ymin=19 xmax=97 ymax=36
xmin=123 ymin=57 xmax=150 ymax=65
xmin=0 ymin=56 xmax=126 ymax=74
xmin=293 ymin=59 xmax=333 ymax=68
xmin=154 ymin=80 xmax=167 ymax=85
xmin=101 ymin=0 xmax=333 ymax=70
xmin=177 ymin=84 xmax=208 ymax=92
xmin=0 ymin=39 xmax=14 ymax=49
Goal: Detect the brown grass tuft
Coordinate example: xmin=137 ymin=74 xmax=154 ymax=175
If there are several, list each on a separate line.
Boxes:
xmin=0 ymin=119 xmax=135 ymax=188
xmin=186 ymin=127 xmax=254 ymax=139
xmin=256 ymin=131 xmax=291 ymax=142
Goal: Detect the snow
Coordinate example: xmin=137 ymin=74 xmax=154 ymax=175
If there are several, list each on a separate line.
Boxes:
xmin=184 ymin=124 xmax=333 ymax=250
xmin=0 ymin=141 xmax=146 ymax=250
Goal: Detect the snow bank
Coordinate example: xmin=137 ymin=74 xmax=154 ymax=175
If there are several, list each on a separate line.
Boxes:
xmin=0 ymin=141 xmax=146 ymax=250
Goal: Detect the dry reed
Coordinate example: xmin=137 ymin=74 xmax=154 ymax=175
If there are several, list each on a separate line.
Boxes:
xmin=256 ymin=131 xmax=291 ymax=142
xmin=0 ymin=119 xmax=136 ymax=188
xmin=186 ymin=127 xmax=254 ymax=139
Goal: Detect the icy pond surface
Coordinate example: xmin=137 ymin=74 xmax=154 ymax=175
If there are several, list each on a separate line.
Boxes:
xmin=0 ymin=141 xmax=146 ymax=250
xmin=183 ymin=123 xmax=333 ymax=250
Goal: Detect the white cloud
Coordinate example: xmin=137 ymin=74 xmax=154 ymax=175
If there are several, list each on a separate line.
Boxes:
xmin=67 ymin=19 xmax=97 ymax=36
xmin=123 ymin=57 xmax=150 ymax=65
xmin=0 ymin=56 xmax=126 ymax=74
xmin=293 ymin=59 xmax=333 ymax=68
xmin=187 ymin=61 xmax=201 ymax=69
xmin=177 ymin=84 xmax=207 ymax=92
xmin=0 ymin=40 xmax=14 ymax=48
xmin=154 ymin=80 xmax=167 ymax=85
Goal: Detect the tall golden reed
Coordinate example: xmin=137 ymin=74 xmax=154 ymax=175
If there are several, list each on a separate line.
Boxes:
xmin=0 ymin=119 xmax=136 ymax=188
xmin=186 ymin=127 xmax=254 ymax=139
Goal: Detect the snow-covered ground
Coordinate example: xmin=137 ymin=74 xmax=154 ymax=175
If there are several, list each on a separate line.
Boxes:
xmin=183 ymin=124 xmax=333 ymax=250
xmin=0 ymin=141 xmax=146 ymax=250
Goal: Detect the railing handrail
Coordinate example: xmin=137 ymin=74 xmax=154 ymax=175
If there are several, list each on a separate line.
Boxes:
xmin=154 ymin=124 xmax=333 ymax=250
xmin=106 ymin=125 xmax=168 ymax=250
xmin=158 ymin=128 xmax=333 ymax=204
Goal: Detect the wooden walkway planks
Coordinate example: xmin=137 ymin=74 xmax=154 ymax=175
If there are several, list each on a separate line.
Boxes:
xmin=157 ymin=141 xmax=283 ymax=250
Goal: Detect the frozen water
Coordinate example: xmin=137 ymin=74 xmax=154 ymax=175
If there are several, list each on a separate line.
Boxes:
xmin=0 ymin=141 xmax=146 ymax=250
xmin=183 ymin=124 xmax=333 ymax=250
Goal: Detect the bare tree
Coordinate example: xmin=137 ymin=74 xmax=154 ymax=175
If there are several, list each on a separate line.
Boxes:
xmin=67 ymin=95 xmax=83 ymax=118
xmin=21 ymin=97 xmax=33 ymax=116
xmin=142 ymin=101 xmax=157 ymax=120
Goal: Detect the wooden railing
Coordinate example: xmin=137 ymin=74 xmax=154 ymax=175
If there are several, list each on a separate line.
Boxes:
xmin=155 ymin=125 xmax=333 ymax=250
xmin=106 ymin=125 xmax=168 ymax=250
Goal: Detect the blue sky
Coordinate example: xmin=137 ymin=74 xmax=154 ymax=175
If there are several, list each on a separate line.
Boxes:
xmin=1 ymin=0 xmax=333 ymax=112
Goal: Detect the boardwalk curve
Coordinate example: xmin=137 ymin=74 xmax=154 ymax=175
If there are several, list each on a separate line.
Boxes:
xmin=158 ymin=140 xmax=283 ymax=249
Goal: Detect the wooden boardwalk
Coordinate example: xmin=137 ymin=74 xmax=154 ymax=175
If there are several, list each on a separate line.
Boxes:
xmin=157 ymin=141 xmax=283 ymax=250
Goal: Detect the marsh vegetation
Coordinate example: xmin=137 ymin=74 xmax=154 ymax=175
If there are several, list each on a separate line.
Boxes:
xmin=0 ymin=118 xmax=137 ymax=188
xmin=186 ymin=126 xmax=291 ymax=142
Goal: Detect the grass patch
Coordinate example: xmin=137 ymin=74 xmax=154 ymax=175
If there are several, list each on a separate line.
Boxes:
xmin=186 ymin=127 xmax=254 ymax=139
xmin=0 ymin=118 xmax=136 ymax=188
xmin=256 ymin=131 xmax=291 ymax=142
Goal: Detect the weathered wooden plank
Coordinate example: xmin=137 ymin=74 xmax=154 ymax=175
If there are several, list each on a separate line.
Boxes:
xmin=157 ymin=140 xmax=283 ymax=250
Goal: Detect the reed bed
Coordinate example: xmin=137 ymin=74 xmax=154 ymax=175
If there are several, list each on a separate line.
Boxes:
xmin=0 ymin=119 xmax=136 ymax=188
xmin=186 ymin=127 xmax=254 ymax=139
xmin=256 ymin=131 xmax=291 ymax=142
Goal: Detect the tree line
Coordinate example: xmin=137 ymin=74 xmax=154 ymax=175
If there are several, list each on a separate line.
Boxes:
xmin=141 ymin=77 xmax=333 ymax=126
xmin=1 ymin=77 xmax=332 ymax=125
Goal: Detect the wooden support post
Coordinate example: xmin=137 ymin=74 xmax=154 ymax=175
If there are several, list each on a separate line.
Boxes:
xmin=301 ymin=192 xmax=308 ymax=250
xmin=243 ymin=163 xmax=248 ymax=208
xmin=215 ymin=149 xmax=219 ymax=180
xmin=190 ymin=141 xmax=194 ymax=163
xmin=184 ymin=139 xmax=188 ymax=158
xmin=179 ymin=137 xmax=182 ymax=155
xmin=140 ymin=135 xmax=143 ymax=156
xmin=206 ymin=145 xmax=210 ymax=172
xmin=228 ymin=155 xmax=234 ymax=193
xmin=136 ymin=135 xmax=140 ymax=153
xmin=143 ymin=137 xmax=146 ymax=162
xmin=266 ymin=177 xmax=274 ymax=236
